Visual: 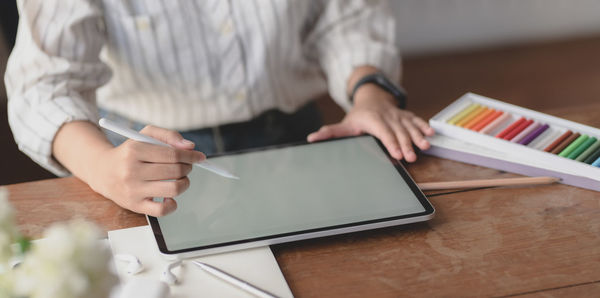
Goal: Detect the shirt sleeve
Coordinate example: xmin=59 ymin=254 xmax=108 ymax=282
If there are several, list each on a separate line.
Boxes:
xmin=304 ymin=0 xmax=401 ymax=112
xmin=5 ymin=0 xmax=111 ymax=176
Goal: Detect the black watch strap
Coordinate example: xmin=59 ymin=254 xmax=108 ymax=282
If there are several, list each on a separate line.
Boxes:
xmin=349 ymin=73 xmax=406 ymax=109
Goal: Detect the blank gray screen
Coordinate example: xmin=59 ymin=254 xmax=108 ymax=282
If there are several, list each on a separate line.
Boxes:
xmin=158 ymin=136 xmax=425 ymax=250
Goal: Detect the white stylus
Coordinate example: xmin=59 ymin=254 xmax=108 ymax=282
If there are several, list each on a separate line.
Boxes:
xmin=192 ymin=261 xmax=278 ymax=298
xmin=99 ymin=118 xmax=239 ymax=180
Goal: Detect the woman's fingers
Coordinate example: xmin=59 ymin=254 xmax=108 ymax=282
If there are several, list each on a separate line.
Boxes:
xmin=126 ymin=140 xmax=205 ymax=164
xmin=308 ymin=107 xmax=437 ymax=162
xmin=412 ymin=116 xmax=435 ymax=137
xmin=136 ymin=197 xmax=178 ymax=217
xmin=140 ymin=125 xmax=196 ymax=149
xmin=138 ymin=163 xmax=193 ymax=181
xmin=388 ymin=119 xmax=416 ymax=162
xmin=140 ymin=176 xmax=191 ymax=199
xmin=401 ymin=117 xmax=430 ymax=151
xmin=358 ymin=114 xmax=403 ymax=159
xmin=93 ymin=124 xmax=204 ymax=217
xmin=307 ymin=123 xmax=359 ymax=142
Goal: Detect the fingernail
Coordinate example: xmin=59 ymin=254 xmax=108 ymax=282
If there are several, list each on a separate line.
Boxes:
xmin=394 ymin=148 xmax=403 ymax=159
xmin=196 ymin=152 xmax=206 ymax=162
xmin=179 ymin=139 xmax=195 ymax=147
xmin=169 ymin=200 xmax=178 ymax=212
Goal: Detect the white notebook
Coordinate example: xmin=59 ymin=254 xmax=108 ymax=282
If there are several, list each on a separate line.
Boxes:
xmin=107 ymin=225 xmax=293 ymax=297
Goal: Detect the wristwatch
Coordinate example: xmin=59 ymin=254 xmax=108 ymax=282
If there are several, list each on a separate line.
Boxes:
xmin=349 ymin=73 xmax=407 ymax=109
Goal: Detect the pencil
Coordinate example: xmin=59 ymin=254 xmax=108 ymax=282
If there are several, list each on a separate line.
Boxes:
xmin=418 ymin=176 xmax=560 ymax=191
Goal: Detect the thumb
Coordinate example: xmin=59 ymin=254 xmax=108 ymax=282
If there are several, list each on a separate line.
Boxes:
xmin=139 ymin=125 xmax=195 ymax=150
xmin=307 ymin=123 xmax=360 ymax=142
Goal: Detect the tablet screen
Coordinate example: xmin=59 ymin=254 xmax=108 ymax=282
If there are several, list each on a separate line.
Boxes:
xmin=152 ymin=136 xmax=431 ymax=253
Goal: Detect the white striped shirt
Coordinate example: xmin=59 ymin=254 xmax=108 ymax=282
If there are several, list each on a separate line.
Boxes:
xmin=5 ymin=0 xmax=400 ymax=176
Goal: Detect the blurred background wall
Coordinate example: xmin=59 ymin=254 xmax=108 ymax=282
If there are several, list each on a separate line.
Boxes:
xmin=393 ymin=0 xmax=600 ymax=56
xmin=2 ymin=0 xmax=600 ymax=185
xmin=0 ymin=30 xmax=7 ymax=106
xmin=1 ymin=0 xmax=56 ymax=184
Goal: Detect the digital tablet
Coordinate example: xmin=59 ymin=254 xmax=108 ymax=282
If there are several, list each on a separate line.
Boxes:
xmin=148 ymin=136 xmax=434 ymax=258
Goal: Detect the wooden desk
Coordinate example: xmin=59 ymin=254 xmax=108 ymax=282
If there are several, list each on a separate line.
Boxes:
xmin=5 ymin=38 xmax=600 ymax=297
xmin=6 ymin=103 xmax=600 ymax=297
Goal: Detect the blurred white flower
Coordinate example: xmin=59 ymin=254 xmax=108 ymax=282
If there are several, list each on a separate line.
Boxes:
xmin=12 ymin=219 xmax=118 ymax=298
xmin=0 ymin=188 xmax=18 ymax=264
xmin=0 ymin=187 xmax=19 ymax=296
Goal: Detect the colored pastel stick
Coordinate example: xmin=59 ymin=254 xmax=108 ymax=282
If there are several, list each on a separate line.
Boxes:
xmin=576 ymin=139 xmax=600 ymax=162
xmin=496 ymin=117 xmax=526 ymax=139
xmin=504 ymin=119 xmax=533 ymax=141
xmin=519 ymin=123 xmax=549 ymax=145
xmin=531 ymin=129 xmax=560 ymax=149
xmin=592 ymin=156 xmax=600 ymax=167
xmin=550 ymin=132 xmax=580 ymax=154
xmin=544 ymin=130 xmax=573 ymax=152
xmin=471 ymin=110 xmax=502 ymax=131
xmin=567 ymin=137 xmax=597 ymax=159
xmin=558 ymin=135 xmax=588 ymax=157
xmin=447 ymin=103 xmax=480 ymax=125
xmin=456 ymin=106 xmax=487 ymax=127
xmin=480 ymin=112 xmax=510 ymax=134
xmin=465 ymin=108 xmax=494 ymax=129
xmin=583 ymin=146 xmax=600 ymax=164
xmin=511 ymin=121 xmax=539 ymax=143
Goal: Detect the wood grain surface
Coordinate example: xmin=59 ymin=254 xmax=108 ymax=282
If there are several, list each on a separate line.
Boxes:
xmin=272 ymin=99 xmax=600 ymax=297
xmin=4 ymin=37 xmax=600 ymax=297
xmin=5 ymin=177 xmax=146 ymax=237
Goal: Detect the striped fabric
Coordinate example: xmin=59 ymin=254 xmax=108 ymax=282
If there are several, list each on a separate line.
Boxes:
xmin=5 ymin=0 xmax=400 ymax=176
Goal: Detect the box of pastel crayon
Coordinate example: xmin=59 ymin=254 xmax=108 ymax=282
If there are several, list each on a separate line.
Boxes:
xmin=424 ymin=93 xmax=600 ymax=192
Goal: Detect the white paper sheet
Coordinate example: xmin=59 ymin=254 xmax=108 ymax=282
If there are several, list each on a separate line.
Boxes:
xmin=108 ymin=226 xmax=293 ymax=298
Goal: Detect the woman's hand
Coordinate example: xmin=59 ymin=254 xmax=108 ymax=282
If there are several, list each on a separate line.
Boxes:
xmin=308 ymin=84 xmax=434 ymax=162
xmin=89 ymin=125 xmax=205 ymax=216
xmin=53 ymin=122 xmax=205 ymax=217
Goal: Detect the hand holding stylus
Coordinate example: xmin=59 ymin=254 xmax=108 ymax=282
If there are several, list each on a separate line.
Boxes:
xmin=99 ymin=118 xmax=239 ymax=179
xmin=89 ymin=121 xmax=207 ymax=216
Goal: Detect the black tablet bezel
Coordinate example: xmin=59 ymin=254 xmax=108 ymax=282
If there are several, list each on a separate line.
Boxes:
xmin=148 ymin=135 xmax=434 ymax=255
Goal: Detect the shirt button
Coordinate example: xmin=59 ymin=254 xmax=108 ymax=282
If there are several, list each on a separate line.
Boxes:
xmin=235 ymin=91 xmax=246 ymax=101
xmin=135 ymin=16 xmax=151 ymax=30
xmin=96 ymin=19 xmax=106 ymax=33
xmin=221 ymin=20 xmax=234 ymax=34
